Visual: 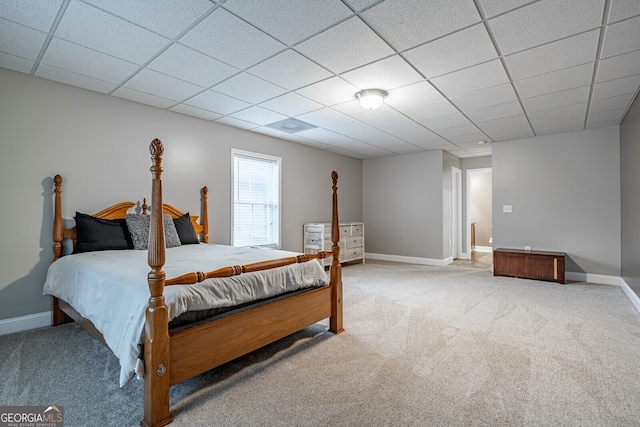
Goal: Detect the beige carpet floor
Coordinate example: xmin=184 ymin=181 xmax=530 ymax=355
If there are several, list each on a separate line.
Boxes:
xmin=1 ymin=261 xmax=639 ymax=426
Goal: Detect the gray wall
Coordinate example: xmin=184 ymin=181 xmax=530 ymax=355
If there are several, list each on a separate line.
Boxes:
xmin=0 ymin=68 xmax=362 ymax=321
xmin=620 ymin=94 xmax=640 ymax=295
xmin=492 ymin=126 xmax=621 ymax=276
xmin=363 ymin=150 xmax=444 ymax=260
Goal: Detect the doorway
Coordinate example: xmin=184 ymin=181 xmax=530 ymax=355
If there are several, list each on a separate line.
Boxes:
xmin=463 ymin=168 xmax=493 ymax=268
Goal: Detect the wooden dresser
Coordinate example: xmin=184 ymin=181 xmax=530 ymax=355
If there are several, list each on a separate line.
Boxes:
xmin=303 ymin=222 xmax=364 ymax=267
xmin=493 ymin=248 xmax=565 ymax=284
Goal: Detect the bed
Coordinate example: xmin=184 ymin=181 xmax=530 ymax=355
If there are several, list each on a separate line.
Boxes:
xmin=45 ymin=138 xmax=344 ymax=427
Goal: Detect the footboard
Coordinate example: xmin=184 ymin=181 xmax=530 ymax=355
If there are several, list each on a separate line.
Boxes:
xmin=142 ymin=139 xmax=343 ymax=427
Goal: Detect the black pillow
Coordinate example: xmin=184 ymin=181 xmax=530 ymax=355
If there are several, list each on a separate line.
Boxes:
xmin=173 ymin=212 xmax=200 ymax=245
xmin=74 ymin=212 xmax=134 ymax=253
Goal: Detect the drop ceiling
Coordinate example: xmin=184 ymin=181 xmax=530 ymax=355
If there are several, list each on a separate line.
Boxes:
xmin=1 ymin=0 xmax=639 ymax=159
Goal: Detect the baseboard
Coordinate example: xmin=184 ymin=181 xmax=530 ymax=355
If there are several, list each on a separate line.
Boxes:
xmin=620 ymin=279 xmax=640 ymax=314
xmin=473 ymin=246 xmax=493 ymax=253
xmin=0 ymin=311 xmax=51 ymax=336
xmin=365 ymin=252 xmax=451 ymax=267
xmin=565 ymin=271 xmax=624 ymax=286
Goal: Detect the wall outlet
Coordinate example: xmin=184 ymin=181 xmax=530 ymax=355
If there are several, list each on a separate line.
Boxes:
xmin=503 ymin=204 xmax=512 ymax=213
xmin=524 ymin=245 xmax=532 ymax=251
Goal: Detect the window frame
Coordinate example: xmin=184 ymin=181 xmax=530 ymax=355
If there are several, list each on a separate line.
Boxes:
xmin=230 ymin=149 xmax=282 ymax=248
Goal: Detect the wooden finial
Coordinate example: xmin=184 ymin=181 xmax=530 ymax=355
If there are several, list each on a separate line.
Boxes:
xmin=150 ymin=138 xmax=164 ymax=156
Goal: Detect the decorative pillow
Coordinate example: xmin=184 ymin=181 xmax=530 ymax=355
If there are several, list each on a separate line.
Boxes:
xmin=74 ymin=212 xmax=134 ymax=253
xmin=173 ymin=212 xmax=200 ymax=245
xmin=125 ymin=214 xmax=182 ymax=250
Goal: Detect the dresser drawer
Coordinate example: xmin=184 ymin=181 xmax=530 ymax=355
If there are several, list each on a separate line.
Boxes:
xmin=345 ymin=236 xmax=363 ymax=248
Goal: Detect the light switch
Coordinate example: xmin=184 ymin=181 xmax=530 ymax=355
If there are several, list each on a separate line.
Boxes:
xmin=503 ymin=205 xmax=512 ymax=213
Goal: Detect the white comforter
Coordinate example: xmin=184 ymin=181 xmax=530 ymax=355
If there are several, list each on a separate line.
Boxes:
xmin=43 ymin=244 xmax=329 ymax=386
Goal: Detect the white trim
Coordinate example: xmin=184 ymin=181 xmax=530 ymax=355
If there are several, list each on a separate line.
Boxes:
xmin=0 ymin=311 xmax=51 ymax=336
xmin=620 ymin=279 xmax=640 ymax=314
xmin=473 ymin=246 xmax=493 ymax=253
xmin=366 ymin=252 xmax=452 ymax=267
xmin=565 ymin=271 xmax=624 ymax=286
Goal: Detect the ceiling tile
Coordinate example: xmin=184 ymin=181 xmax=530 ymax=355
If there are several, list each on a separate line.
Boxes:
xmin=223 ymin=0 xmax=353 ymax=45
xmin=476 ymin=114 xmax=531 ymax=135
xmin=54 ymin=1 xmax=169 ymax=64
xmin=399 ymin=99 xmax=459 ymax=121
xmin=0 ymin=18 xmax=47 ymax=60
xmin=478 ymin=0 xmax=534 ymax=18
xmin=530 ymin=103 xmax=587 ymax=133
xmin=41 ymin=38 xmax=138 ymax=84
xmin=590 ymin=93 xmax=634 ymax=113
xmin=586 ymin=119 xmax=620 ymax=129
xmin=608 ymin=0 xmax=640 ymax=23
xmin=521 ymin=86 xmax=591 ymax=112
xmin=212 ymin=72 xmax=287 ymax=104
xmin=449 ymin=83 xmax=518 ymax=111
xmin=248 ymin=49 xmax=332 ymax=91
xmin=592 ymin=74 xmax=640 ymax=99
xmin=489 ymin=0 xmax=604 ymax=55
xmin=419 ymin=112 xmax=471 ymax=130
xmin=379 ymin=121 xmax=438 ymax=141
xmin=295 ymin=108 xmax=351 ymax=127
xmin=124 ymin=68 xmax=203 ymax=102
xmin=435 ymin=124 xmax=484 ymax=139
xmin=505 ymin=30 xmax=599 ymax=80
xmin=296 ymin=127 xmax=351 ymax=144
xmin=341 ymin=55 xmax=423 ymax=90
xmin=601 ymin=15 xmax=640 ymax=58
xmin=294 ymin=76 xmax=359 ymax=106
xmin=514 ymin=62 xmax=594 ymax=98
xmin=464 ymin=100 xmax=525 ymax=122
xmin=259 ymin=92 xmax=323 ymax=117
xmin=343 ymin=0 xmax=385 ymax=12
xmin=35 ymin=63 xmax=116 ymax=94
xmin=587 ymin=108 xmax=626 ymax=125
xmin=112 ymin=86 xmax=176 ymax=109
xmin=596 ymin=49 xmax=640 ymax=82
xmin=481 ymin=123 xmax=535 ymax=141
xmin=358 ymin=110 xmax=412 ymax=127
xmin=331 ymin=99 xmax=394 ymax=119
xmin=295 ymin=16 xmax=394 ymax=74
xmin=170 ymin=104 xmax=222 ymax=121
xmin=431 ymin=59 xmax=510 ymax=97
xmin=179 ymin=8 xmax=285 ymax=69
xmin=404 ymin=24 xmax=498 ymax=79
xmin=228 ymin=106 xmax=288 ymax=126
xmin=385 ymin=81 xmax=444 ymax=109
xmin=324 ymin=120 xmax=389 ymax=141
xmin=361 ymin=0 xmax=480 ymax=51
xmin=83 ymin=0 xmax=214 ymax=39
xmin=215 ymin=116 xmax=259 ymax=130
xmin=184 ymin=89 xmax=251 ymax=115
xmin=0 ymin=51 xmax=34 ymax=73
xmin=149 ymin=44 xmax=239 ymax=88
xmin=0 ymin=0 xmax=62 ymax=32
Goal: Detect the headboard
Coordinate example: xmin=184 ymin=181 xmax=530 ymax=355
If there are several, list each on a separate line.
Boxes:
xmin=52 ymin=174 xmax=208 ymax=260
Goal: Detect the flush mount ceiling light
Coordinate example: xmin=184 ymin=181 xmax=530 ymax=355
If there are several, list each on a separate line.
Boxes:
xmin=356 ymin=89 xmax=388 ymax=110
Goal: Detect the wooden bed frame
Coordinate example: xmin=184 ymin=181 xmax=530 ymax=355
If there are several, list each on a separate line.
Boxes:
xmin=51 ymin=138 xmax=344 ymax=426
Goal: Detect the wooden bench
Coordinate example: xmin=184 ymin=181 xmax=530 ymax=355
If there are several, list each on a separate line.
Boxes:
xmin=493 ymin=248 xmax=565 ymax=284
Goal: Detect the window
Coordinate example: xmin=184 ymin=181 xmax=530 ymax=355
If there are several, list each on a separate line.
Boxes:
xmin=232 ymin=149 xmax=281 ymax=248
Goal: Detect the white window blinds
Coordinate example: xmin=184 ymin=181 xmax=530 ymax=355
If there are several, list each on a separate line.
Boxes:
xmin=232 ymin=150 xmax=281 ymax=248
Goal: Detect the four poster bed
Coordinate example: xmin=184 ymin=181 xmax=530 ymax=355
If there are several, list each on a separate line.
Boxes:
xmin=44 ymin=139 xmax=344 ymax=427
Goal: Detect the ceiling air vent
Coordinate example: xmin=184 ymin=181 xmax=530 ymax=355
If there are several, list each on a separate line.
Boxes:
xmin=266 ymin=118 xmax=317 ymax=134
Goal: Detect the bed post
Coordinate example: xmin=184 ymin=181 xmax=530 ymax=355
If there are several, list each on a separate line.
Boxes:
xmin=329 ymin=171 xmax=344 ymax=334
xmin=201 ymin=186 xmax=209 ymax=243
xmin=142 ymin=139 xmax=173 ymax=427
xmin=52 ymin=174 xmax=72 ymax=326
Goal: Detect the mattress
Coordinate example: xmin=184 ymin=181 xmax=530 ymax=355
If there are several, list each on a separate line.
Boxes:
xmin=43 ymin=244 xmax=329 ymax=386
